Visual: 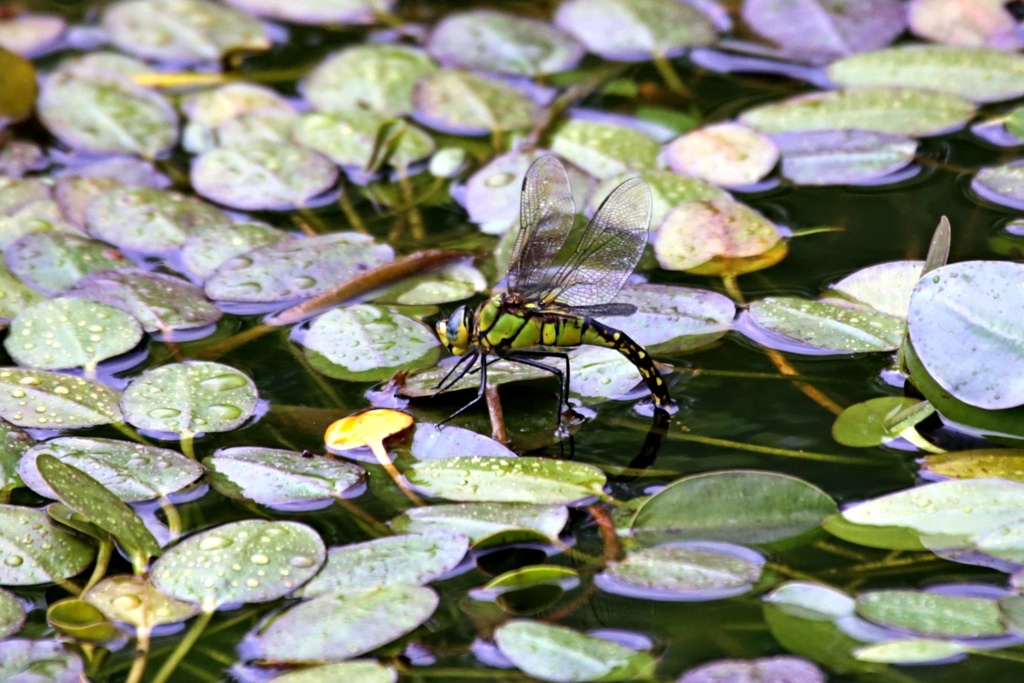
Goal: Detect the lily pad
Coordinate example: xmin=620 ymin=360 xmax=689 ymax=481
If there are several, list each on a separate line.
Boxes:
xmin=773 ymin=130 xmax=917 ymax=186
xmin=412 ymin=69 xmax=537 ymax=136
xmin=550 ymin=120 xmax=660 ymax=179
xmin=6 ymin=232 xmax=131 ymax=296
xmin=0 ymin=368 xmax=123 ymax=429
xmin=257 ymin=585 xmax=438 ymax=663
xmin=103 ymin=0 xmax=269 ymax=64
xmin=20 ymin=437 xmax=202 ymax=502
xmin=371 ymin=262 xmax=487 ymax=306
xmin=299 ymin=532 xmax=468 ymax=597
xmin=832 ymin=397 xmax=929 ymax=447
xmin=86 ymin=187 xmax=231 ymax=254
xmin=0 ymin=262 xmax=43 ymax=324
xmin=203 ymin=447 xmax=365 ymax=507
xmin=302 ymin=44 xmax=437 ymax=118
xmin=921 ymin=450 xmax=1024 ymax=482
xmin=598 ymin=542 xmax=764 ymax=600
xmin=495 ymin=619 xmax=655 ymax=682
xmin=0 ymin=640 xmax=84 ymax=682
xmin=654 ymin=199 xmax=781 ymax=271
xmin=599 ymin=283 xmax=735 ymax=353
xmin=908 ymin=0 xmax=1021 ymax=50
xmin=0 ymin=588 xmax=24 ymax=637
xmin=302 ymin=305 xmax=440 ymax=382
xmin=120 ymin=361 xmax=258 ymax=436
xmin=223 ymin=0 xmax=394 ymax=25
xmin=0 ymin=503 xmax=95 ymax=585
xmin=205 ymin=232 xmax=393 ymax=303
xmin=820 ymin=260 xmax=924 ymax=318
xmin=406 ymin=457 xmax=606 ymax=504
xmin=0 ymin=199 xmax=75 ymax=250
xmin=268 ymin=662 xmax=398 ymax=683
xmin=568 ymin=347 xmax=656 ymax=404
xmin=403 ymin=358 xmax=551 ymax=398
xmin=0 ymin=420 xmax=30 ymax=494
xmin=0 ymin=14 xmax=67 ymax=58
xmin=294 ymin=111 xmax=435 ymax=170
xmin=85 ymin=574 xmax=200 ymax=627
xmin=392 ymin=502 xmax=568 ymax=546
xmin=180 ymin=221 xmax=290 ymax=281
xmin=746 ymin=297 xmax=905 ymax=353
xmin=404 ymin=423 xmax=517 ymax=461
xmin=585 ymin=170 xmax=730 ymax=228
xmin=191 ymin=141 xmax=338 ymax=211
xmin=679 ymin=656 xmax=826 ymax=683
xmin=181 ymin=83 xmax=296 ymax=153
xmin=907 ymin=261 xmax=1024 ymax=409
xmin=972 ymin=163 xmax=1024 ymax=210
xmin=554 ymin=0 xmax=717 ymax=61
xmin=664 ymin=123 xmax=779 ymax=187
xmin=856 ymin=590 xmax=1005 ymax=638
xmin=740 ymin=87 xmax=976 ymax=137
xmin=5 ymin=298 xmax=143 ymax=371
xmin=854 ymin=639 xmax=970 ymax=665
xmin=66 ymin=270 xmax=222 ymax=333
xmin=427 ymin=9 xmax=584 ymax=76
xmin=152 ymin=520 xmax=325 ymax=610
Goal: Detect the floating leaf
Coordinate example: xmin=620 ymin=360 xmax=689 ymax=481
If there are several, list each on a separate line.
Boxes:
xmin=152 ymin=520 xmax=325 ymax=610
xmin=85 ymin=574 xmax=200 ymax=627
xmin=0 ymin=420 xmax=30 ymax=494
xmin=831 ymin=397 xmax=927 ymax=447
xmin=427 ymin=9 xmax=583 ymax=76
xmin=550 ymin=120 xmax=659 ymax=179
xmin=20 ymin=437 xmax=202 ymax=502
xmin=180 ymin=221 xmax=290 ymax=281
xmin=412 ymin=69 xmax=537 ymax=136
xmin=294 ymin=111 xmax=435 ymax=171
xmin=403 ymin=358 xmax=551 ymax=398
xmin=598 ymin=542 xmax=764 ymax=600
xmin=86 ymin=187 xmax=231 ymax=254
xmin=921 ymin=450 xmax=1024 ymax=482
xmin=66 ymin=270 xmax=222 ymax=333
xmin=268 ymin=662 xmax=398 ymax=683
xmin=495 ymin=620 xmax=655 ymax=682
xmin=740 ymin=87 xmax=976 ymax=137
xmin=203 ymin=447 xmax=365 ymax=507
xmin=0 ymin=47 xmax=37 ymax=124
xmin=0 ymin=263 xmax=43 ymax=324
xmin=679 ymin=656 xmax=826 ymax=683
xmin=223 ymin=0 xmax=395 ymax=25
xmin=5 ymin=298 xmax=142 ymax=371
xmin=567 ymin=347 xmax=654 ymax=404
xmin=586 ymin=170 xmax=730 ymax=228
xmin=820 ymin=260 xmax=924 ymax=318
xmin=0 ymin=140 xmax=44 ymax=178
xmin=371 ymin=262 xmax=487 ymax=306
xmin=0 ymin=198 xmax=75 ymax=251
xmin=0 ymin=587 xmax=24 ymax=637
xmin=258 ymin=585 xmax=438 ymax=663
xmin=392 ymin=502 xmax=568 ymax=546
xmin=404 ymin=423 xmax=517 ymax=461
xmin=664 ymin=123 xmax=779 ymax=187
xmin=0 ymin=14 xmax=66 ymax=58
xmin=972 ymin=162 xmax=1024 ymax=210
xmin=0 ymin=503 xmax=95 ymax=585
xmin=746 ymin=297 xmax=904 ymax=353
xmin=856 ymin=590 xmax=1005 ymax=638
xmin=120 ymin=361 xmax=258 ymax=436
xmin=0 ymin=368 xmax=122 ymax=429
xmin=299 ymin=532 xmax=468 ymax=597
xmin=181 ymin=82 xmax=296 ymax=153
xmin=854 ymin=639 xmax=969 ymax=665
xmin=554 ymin=0 xmax=716 ymax=61
xmin=55 ymin=164 xmax=167 ymax=228
xmin=654 ymin=199 xmax=781 ymax=271
xmin=206 ymin=232 xmax=393 ymax=303
xmin=6 ymin=232 xmax=130 ymax=296
xmin=47 ymin=597 xmax=120 ymax=643
xmin=600 ymin=284 xmax=735 ymax=353
xmin=631 ymin=470 xmax=837 ymax=546
xmin=908 ymin=0 xmax=1021 ymax=49
xmin=302 ymin=305 xmax=440 ymax=382
xmin=0 ymin=640 xmax=84 ymax=682
xmin=302 ymin=44 xmax=437 ymax=117
xmin=406 ymin=457 xmax=606 ymax=504
xmin=773 ymin=130 xmax=917 ymax=186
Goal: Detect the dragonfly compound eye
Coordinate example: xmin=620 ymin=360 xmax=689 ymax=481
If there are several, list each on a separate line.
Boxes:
xmin=439 ymin=306 xmax=472 ymax=355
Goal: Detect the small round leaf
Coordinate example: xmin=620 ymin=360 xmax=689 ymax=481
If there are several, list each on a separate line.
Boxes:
xmin=406 ymin=456 xmax=606 ymax=504
xmin=0 ymin=368 xmax=122 ymax=429
xmin=203 ymin=447 xmax=364 ymax=507
xmin=0 ymin=503 xmax=95 ymax=585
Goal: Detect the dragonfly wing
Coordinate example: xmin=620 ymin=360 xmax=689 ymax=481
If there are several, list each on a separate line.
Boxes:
xmin=507 ymin=156 xmax=577 ymax=292
xmin=541 ymin=176 xmax=651 ymax=309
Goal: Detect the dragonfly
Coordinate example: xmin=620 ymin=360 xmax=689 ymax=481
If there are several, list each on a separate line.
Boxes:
xmin=433 ymin=155 xmax=672 ymax=425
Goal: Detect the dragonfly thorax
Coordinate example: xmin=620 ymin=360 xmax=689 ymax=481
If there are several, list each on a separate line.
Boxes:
xmin=435 ymin=305 xmax=474 ymax=356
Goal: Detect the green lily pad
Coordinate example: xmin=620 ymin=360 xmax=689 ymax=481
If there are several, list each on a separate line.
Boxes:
xmin=665 ymin=123 xmax=779 ymax=187
xmin=599 ymin=543 xmax=764 ymax=599
xmin=402 ymin=358 xmax=551 ymax=398
xmin=302 ymin=305 xmax=440 ymax=382
xmin=828 ymin=45 xmax=1024 ymax=103
xmin=181 ymin=82 xmax=296 ymax=154
xmin=586 ymin=170 xmax=730 ymax=229
xmin=908 ymin=261 xmax=1024 ymax=409
xmin=1000 ymin=594 xmax=1024 ymax=636
xmin=294 ymin=111 xmax=436 ymax=170
xmin=299 ymin=532 xmax=468 ymax=597
xmin=550 ymin=120 xmax=660 ymax=179
xmin=567 ymin=347 xmax=654 ymax=403
xmin=203 ymin=447 xmax=365 ymax=507
xmin=427 ymin=9 xmax=584 ymax=76
xmin=412 ymin=69 xmax=537 ymax=136
xmin=0 ymin=420 xmax=30 ymax=494
xmin=103 ymin=0 xmax=269 ymax=64
xmin=0 ymin=262 xmax=43 ymax=323
xmin=0 ymin=199 xmax=76 ymax=250
xmin=258 ymin=585 xmax=438 ymax=663
xmin=679 ymin=656 xmax=826 ymax=683
xmin=773 ymin=130 xmax=917 ymax=186
xmin=47 ymin=597 xmax=120 ymax=643
xmin=0 ymin=14 xmax=66 ymax=59
xmin=553 ymin=0 xmax=717 ymax=61
xmin=921 ymin=450 xmax=1024 ymax=482
xmin=0 ymin=587 xmax=24 ymax=637
xmin=908 ymin=0 xmax=1020 ymax=49
xmin=654 ymin=199 xmax=782 ymax=271
xmin=205 ymin=232 xmax=393 ymax=303
xmin=180 ymin=221 xmax=290 ymax=281
xmin=54 ymin=173 xmax=156 ymax=230
xmin=831 ymin=397 xmax=928 ymax=447
xmin=268 ymin=662 xmax=398 ymax=683
xmin=854 ymin=639 xmax=969 ymax=665
xmin=973 ymin=519 xmax=1024 ymax=563
xmin=66 ymin=269 xmax=222 ymax=333
xmin=152 ymin=520 xmax=325 ymax=610
xmin=20 ymin=437 xmax=201 ymax=502
xmin=856 ymin=590 xmax=1005 ymax=638
xmin=600 ymin=283 xmax=735 ymax=353
xmin=391 ymin=502 xmax=568 ymax=546
xmin=86 ymin=187 xmax=231 ymax=254
xmin=404 ymin=423 xmax=517 ymax=461
xmin=0 ymin=368 xmax=123 ymax=429
xmin=740 ymin=87 xmax=976 ymax=137
xmin=972 ymin=163 xmax=1024 ymax=210
xmin=495 ymin=619 xmax=656 ymax=682
xmin=223 ymin=0 xmax=394 ymax=25
xmin=631 ymin=470 xmax=837 ymax=546
xmin=302 ymin=44 xmax=437 ymax=118
xmin=0 ymin=640 xmax=84 ymax=682
xmin=820 ymin=260 xmax=924 ymax=319
xmin=746 ymin=297 xmax=905 ymax=353
xmin=0 ymin=177 xmax=52 ymax=215
xmin=406 ymin=457 xmax=607 ymax=504
xmin=371 ymin=262 xmax=487 ymax=306
xmin=85 ymin=574 xmax=200 ymax=627
xmin=5 ymin=298 xmax=142 ymax=371
xmin=47 ymin=502 xmax=110 ymax=544
xmin=482 ymin=565 xmax=579 ymax=593
xmin=6 ymin=232 xmax=131 ymax=296
xmin=120 ymin=361 xmax=258 ymax=436
xmin=0 ymin=503 xmax=96 ymax=585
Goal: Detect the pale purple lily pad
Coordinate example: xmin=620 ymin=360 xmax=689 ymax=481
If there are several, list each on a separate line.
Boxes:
xmin=664 ymin=123 xmax=779 ymax=187
xmin=773 ymin=129 xmax=916 ymax=185
xmin=412 ymin=70 xmax=537 ymax=136
xmin=908 ymin=0 xmax=1023 ymax=50
xmin=0 ymin=14 xmax=67 ymax=58
xmin=180 ymin=221 xmax=291 ymax=281
xmin=293 ymin=111 xmax=435 ymax=170
xmin=972 ymin=162 xmax=1024 ymax=210
xmin=6 ymin=232 xmax=132 ymax=296
xmin=223 ymin=0 xmax=395 ymax=25
xmin=679 ymin=655 xmax=825 ymax=683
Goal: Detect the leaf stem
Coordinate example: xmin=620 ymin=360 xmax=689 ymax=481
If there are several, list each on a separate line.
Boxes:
xmin=159 ymin=496 xmax=182 ymax=541
xmin=370 ymin=441 xmax=425 ymax=507
xmin=674 ymin=431 xmax=877 ymax=465
xmin=150 ymin=608 xmax=214 ymax=683
xmin=179 ymin=433 xmax=195 ymax=461
xmin=652 ymin=55 xmax=691 ymax=96
xmin=124 ymin=627 xmax=152 ymax=683
xmin=83 ymin=540 xmax=113 ymax=593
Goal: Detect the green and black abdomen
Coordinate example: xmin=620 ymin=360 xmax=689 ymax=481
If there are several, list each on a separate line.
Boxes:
xmin=581 ymin=319 xmax=672 ymax=409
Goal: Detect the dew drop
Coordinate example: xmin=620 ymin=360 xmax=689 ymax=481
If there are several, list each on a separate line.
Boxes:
xmin=199 ymin=536 xmax=232 ymax=551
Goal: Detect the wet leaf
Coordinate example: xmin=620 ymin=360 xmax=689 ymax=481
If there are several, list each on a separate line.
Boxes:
xmin=631 ymin=470 xmax=837 ymax=546
xmin=972 ymin=162 xmax=1024 ymax=210
xmin=600 ymin=283 xmax=735 ymax=353
xmin=740 ymin=87 xmax=976 ymax=137
xmin=324 ymin=409 xmax=412 ymax=454
xmin=0 ymin=14 xmax=66 ymax=58
xmin=0 ymin=420 xmax=30 ymax=494
xmin=294 ymin=111 xmax=435 ymax=170
xmin=406 ymin=456 xmax=606 ymax=504
xmin=832 ymin=397 xmax=928 ymax=447
xmin=665 ymin=123 xmax=779 ymax=187
xmin=47 ymin=597 xmax=120 ymax=642
xmin=554 ymin=0 xmax=717 ymax=61
xmin=680 ymin=656 xmax=825 ymax=683
xmin=299 ymin=531 xmax=468 ymax=597
xmin=6 ymin=232 xmax=130 ymax=296
xmin=413 ymin=69 xmax=537 ymax=136
xmin=856 ymin=590 xmax=1005 ymax=638
xmin=120 ymin=361 xmax=258 ymax=436
xmin=0 ymin=368 xmax=122 ymax=429
xmin=654 ymin=199 xmax=781 ymax=271
xmin=203 ymin=447 xmax=365 ymax=507
xmin=550 ymin=120 xmax=659 ymax=179
xmin=180 ymin=221 xmax=290 ymax=281
xmin=85 ymin=574 xmax=200 ymax=627
xmin=303 ymin=305 xmax=440 ymax=382
xmin=268 ymin=662 xmax=398 ymax=683
xmin=392 ymin=502 xmax=568 ymax=546
xmin=152 ymin=520 xmax=325 ymax=609
xmin=181 ymin=82 xmax=296 ymax=154
xmin=0 ymin=587 xmax=24 ymax=637
xmin=586 ymin=170 xmax=730 ymax=228
xmin=746 ymin=297 xmax=905 ymax=353
xmin=0 ymin=47 xmax=37 ymax=124
xmin=223 ymin=0 xmax=394 ymax=25
xmin=258 ymin=585 xmax=438 ymax=663
xmin=55 ymin=163 xmax=167 ymax=228
xmin=0 ymin=503 xmax=95 ymax=585
xmin=566 ymin=347 xmax=652 ymax=403
xmin=820 ymin=260 xmax=924 ymax=318
xmin=0 ymin=198 xmax=76 ymax=251
xmin=191 ymin=141 xmax=338 ymax=211
xmin=404 ymin=423 xmax=517 ymax=461
xmin=599 ymin=542 xmax=764 ymax=600
xmin=483 ymin=565 xmax=579 ymax=593
xmin=86 ymin=187 xmax=231 ymax=254
xmin=0 ymin=640 xmax=84 ymax=681
xmin=0 ymin=140 xmax=45 ymax=178
xmin=921 ymin=450 xmax=1024 ymax=482
xmin=495 ymin=619 xmax=655 ymax=682
xmin=854 ymin=639 xmax=969 ymax=664
xmin=0 ymin=263 xmax=43 ymax=325
xmin=20 ymin=437 xmax=202 ymax=503
xmin=908 ymin=0 xmax=1022 ymax=50
xmin=205 ymin=232 xmax=393 ymax=303
xmin=5 ymin=298 xmax=142 ymax=371
xmin=371 ymin=262 xmax=487 ymax=306
xmin=302 ymin=44 xmax=437 ymax=118
xmin=427 ymin=9 xmax=584 ymax=76
xmin=403 ymin=358 xmax=551 ymax=398
xmin=773 ymin=130 xmax=917 ymax=186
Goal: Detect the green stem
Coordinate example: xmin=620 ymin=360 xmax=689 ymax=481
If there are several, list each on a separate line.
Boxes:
xmin=150 ymin=609 xmax=214 ymax=683
xmin=124 ymin=627 xmax=152 ymax=683
xmin=159 ymin=496 xmax=182 ymax=540
xmin=674 ymin=432 xmax=877 ymax=465
xmin=83 ymin=541 xmax=113 ymax=593
xmin=180 ymin=433 xmax=195 ymax=461
xmin=652 ymin=55 xmax=690 ymax=96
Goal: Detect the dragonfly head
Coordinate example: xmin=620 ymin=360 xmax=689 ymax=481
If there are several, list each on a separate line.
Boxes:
xmin=436 ymin=305 xmax=473 ymax=356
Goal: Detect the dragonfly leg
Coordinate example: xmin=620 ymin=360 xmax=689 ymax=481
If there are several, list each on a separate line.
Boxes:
xmin=507 ymin=352 xmax=572 ymax=431
xmin=434 ymin=352 xmax=479 ymax=393
xmin=439 ymin=351 xmax=488 ymax=426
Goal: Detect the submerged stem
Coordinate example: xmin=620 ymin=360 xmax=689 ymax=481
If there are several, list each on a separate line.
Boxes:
xmin=150 ymin=609 xmax=214 ymax=683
